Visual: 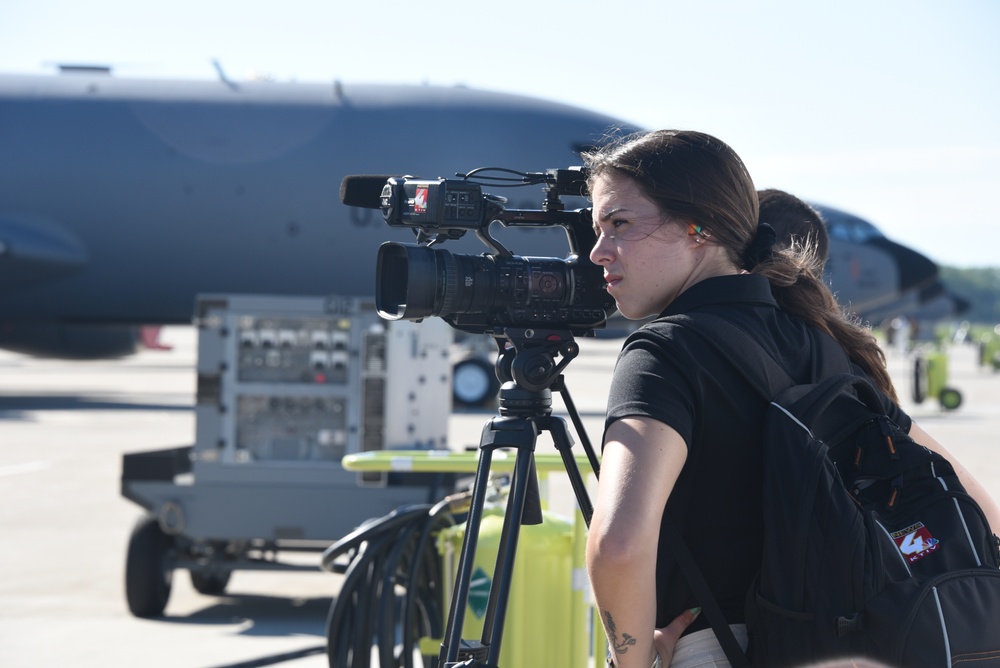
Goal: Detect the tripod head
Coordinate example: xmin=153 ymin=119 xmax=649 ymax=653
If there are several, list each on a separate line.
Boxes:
xmin=493 ymin=327 xmax=579 ymax=401
xmin=486 ymin=327 xmax=582 ymax=524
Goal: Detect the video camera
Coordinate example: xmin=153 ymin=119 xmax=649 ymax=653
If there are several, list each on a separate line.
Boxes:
xmin=339 ymin=167 xmax=616 ymax=336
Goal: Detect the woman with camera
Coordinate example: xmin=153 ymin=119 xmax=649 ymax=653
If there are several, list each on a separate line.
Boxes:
xmin=582 ymin=129 xmax=1000 ymax=667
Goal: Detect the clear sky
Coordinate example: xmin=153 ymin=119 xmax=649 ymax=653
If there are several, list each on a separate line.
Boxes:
xmin=1 ymin=0 xmax=997 ymax=267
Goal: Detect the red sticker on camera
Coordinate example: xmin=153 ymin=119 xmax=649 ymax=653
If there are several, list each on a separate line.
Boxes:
xmin=414 ymin=187 xmax=428 ymax=213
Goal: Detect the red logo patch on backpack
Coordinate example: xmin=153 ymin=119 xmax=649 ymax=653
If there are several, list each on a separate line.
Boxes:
xmin=892 ymin=522 xmax=940 ymax=563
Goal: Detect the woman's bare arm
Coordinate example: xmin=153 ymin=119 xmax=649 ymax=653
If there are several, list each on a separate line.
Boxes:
xmin=587 ymin=416 xmax=688 ymax=667
xmin=909 ymin=421 xmax=1000 ymax=533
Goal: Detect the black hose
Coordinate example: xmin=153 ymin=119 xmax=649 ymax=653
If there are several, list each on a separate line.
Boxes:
xmin=401 ymin=496 xmax=457 ymax=668
xmin=378 ymin=521 xmax=419 ymax=666
xmin=321 ymin=502 xmax=459 ymax=668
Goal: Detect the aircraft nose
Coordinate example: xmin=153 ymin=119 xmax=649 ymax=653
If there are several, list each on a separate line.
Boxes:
xmin=867 ymin=237 xmax=938 ymax=292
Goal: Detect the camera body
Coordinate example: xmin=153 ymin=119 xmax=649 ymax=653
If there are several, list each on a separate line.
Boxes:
xmin=352 ymin=168 xmax=616 ymax=336
xmin=378 ymin=177 xmax=501 ymax=234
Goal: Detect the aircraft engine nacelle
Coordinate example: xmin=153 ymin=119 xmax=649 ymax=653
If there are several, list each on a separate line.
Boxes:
xmin=0 ymin=322 xmax=142 ymax=359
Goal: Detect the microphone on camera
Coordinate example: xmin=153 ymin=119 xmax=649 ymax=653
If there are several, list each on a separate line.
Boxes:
xmin=340 ymin=174 xmax=398 ymax=209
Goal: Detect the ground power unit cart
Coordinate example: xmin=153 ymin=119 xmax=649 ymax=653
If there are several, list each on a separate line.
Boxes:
xmin=121 ymin=294 xmax=455 ymax=617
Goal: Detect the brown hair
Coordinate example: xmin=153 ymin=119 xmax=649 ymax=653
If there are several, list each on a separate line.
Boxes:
xmin=584 ymin=130 xmax=897 ymax=403
xmin=758 ymin=188 xmax=830 ymax=265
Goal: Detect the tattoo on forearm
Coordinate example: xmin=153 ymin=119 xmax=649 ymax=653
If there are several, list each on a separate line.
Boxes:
xmin=603 ymin=610 xmax=637 ymax=656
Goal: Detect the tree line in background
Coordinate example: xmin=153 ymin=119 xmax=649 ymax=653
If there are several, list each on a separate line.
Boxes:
xmin=941 ymin=266 xmax=1000 ymax=325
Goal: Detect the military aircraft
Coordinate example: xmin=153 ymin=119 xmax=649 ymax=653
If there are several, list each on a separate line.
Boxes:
xmin=0 ymin=68 xmax=956 ymax=367
xmin=815 ymin=204 xmax=966 ymax=326
xmin=0 ymin=67 xmax=634 ymax=360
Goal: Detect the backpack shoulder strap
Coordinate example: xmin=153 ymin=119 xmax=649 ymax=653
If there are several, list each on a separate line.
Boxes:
xmin=658 ymin=311 xmax=851 ymax=665
xmin=662 ymin=514 xmax=752 ymax=667
xmin=667 ymin=312 xmax=852 ymax=400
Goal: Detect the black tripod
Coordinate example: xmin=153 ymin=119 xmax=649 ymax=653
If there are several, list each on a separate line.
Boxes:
xmin=439 ymin=327 xmax=601 ymax=667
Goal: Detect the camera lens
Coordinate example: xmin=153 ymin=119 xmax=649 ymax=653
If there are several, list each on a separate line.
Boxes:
xmin=376 ymin=242 xmax=501 ymax=320
xmin=376 ymin=243 xmax=439 ymax=319
xmin=377 ymin=242 xmax=582 ymax=325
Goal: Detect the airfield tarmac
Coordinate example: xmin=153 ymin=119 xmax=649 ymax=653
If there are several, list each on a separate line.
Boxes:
xmin=1 ymin=326 xmax=998 ymax=668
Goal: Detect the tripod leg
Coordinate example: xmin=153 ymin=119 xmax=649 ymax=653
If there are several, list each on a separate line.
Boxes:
xmin=554 ymin=378 xmax=602 ymax=480
xmin=481 ymin=447 xmax=537 ymax=667
xmin=440 ymin=413 xmax=544 ymax=667
xmin=546 ymin=416 xmax=594 ymax=526
xmin=440 ymin=430 xmax=497 ymax=665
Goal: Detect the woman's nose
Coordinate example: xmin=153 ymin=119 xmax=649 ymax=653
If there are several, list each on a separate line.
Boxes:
xmin=590 ymin=233 xmax=613 ymax=265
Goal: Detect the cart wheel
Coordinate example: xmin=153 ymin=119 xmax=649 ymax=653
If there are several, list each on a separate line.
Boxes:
xmin=939 ymin=387 xmax=963 ymax=411
xmin=125 ymin=514 xmax=175 ymax=617
xmin=190 ymin=569 xmax=231 ymax=595
xmin=453 ymin=357 xmax=499 ymax=407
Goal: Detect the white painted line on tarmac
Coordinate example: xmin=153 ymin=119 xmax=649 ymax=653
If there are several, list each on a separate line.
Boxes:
xmin=0 ymin=460 xmax=49 ymax=477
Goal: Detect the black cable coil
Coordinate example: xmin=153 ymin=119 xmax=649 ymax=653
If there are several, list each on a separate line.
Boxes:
xmin=321 ymin=498 xmax=461 ymax=668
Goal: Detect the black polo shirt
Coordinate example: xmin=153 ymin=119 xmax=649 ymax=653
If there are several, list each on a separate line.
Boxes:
xmin=604 ymin=273 xmax=909 ymax=633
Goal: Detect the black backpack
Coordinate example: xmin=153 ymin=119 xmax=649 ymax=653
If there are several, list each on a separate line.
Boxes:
xmin=665 ymin=313 xmax=1000 ymax=667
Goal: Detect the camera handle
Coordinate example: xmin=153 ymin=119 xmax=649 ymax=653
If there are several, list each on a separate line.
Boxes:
xmin=440 ymin=329 xmax=599 ymax=667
